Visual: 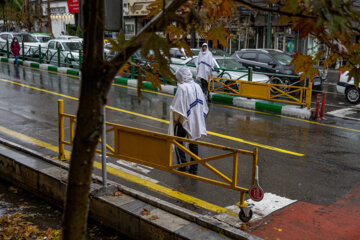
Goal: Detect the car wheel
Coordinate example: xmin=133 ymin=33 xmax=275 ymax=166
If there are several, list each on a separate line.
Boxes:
xmin=345 ymin=86 xmax=360 ymax=104
xmin=269 ymin=77 xmax=283 ymax=94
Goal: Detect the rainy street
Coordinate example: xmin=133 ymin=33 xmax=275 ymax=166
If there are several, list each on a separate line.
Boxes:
xmin=0 ymin=62 xmax=359 ymax=222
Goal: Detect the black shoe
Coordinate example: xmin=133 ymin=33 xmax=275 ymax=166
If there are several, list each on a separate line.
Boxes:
xmin=188 ymin=169 xmax=198 ymax=175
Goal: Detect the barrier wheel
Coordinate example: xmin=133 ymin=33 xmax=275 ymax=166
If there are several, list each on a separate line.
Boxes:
xmin=239 ymin=208 xmax=253 ymax=222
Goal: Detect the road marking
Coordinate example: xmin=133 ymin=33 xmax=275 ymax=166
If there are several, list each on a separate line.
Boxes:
xmin=107 ymin=163 xmax=158 ymax=183
xmin=327 ymin=105 xmax=360 ymax=121
xmin=214 ymin=193 xmax=297 ymax=226
xmin=0 ymin=78 xmax=304 ymax=156
xmin=0 ymin=124 xmax=236 ymax=216
xmin=116 ymin=159 xmax=153 ymax=174
xmin=214 ymin=102 xmax=360 ymax=133
xmin=8 ymin=63 xmax=360 ymax=134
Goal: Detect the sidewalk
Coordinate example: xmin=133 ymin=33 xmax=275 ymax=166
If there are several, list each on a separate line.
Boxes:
xmin=242 ymin=185 xmax=360 ymax=240
xmin=0 ymin=137 xmax=259 ymax=240
xmin=1 ymin=57 xmax=312 ymax=120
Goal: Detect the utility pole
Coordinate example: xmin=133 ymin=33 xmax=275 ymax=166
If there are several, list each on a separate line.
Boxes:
xmin=266 ymin=4 xmax=272 ymax=49
xmin=45 ymin=0 xmax=52 ymax=34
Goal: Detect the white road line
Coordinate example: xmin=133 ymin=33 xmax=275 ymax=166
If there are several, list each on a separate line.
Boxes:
xmin=107 ymin=163 xmax=159 ymax=183
xmin=116 ymin=159 xmax=153 ymax=174
xmin=213 ymin=193 xmax=296 ymax=226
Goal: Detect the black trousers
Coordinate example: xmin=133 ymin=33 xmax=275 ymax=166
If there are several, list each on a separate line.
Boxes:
xmin=200 ymin=78 xmax=208 ymax=97
xmin=174 ymin=123 xmax=198 ymax=171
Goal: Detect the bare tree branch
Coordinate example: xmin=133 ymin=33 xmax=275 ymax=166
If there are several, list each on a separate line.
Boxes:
xmin=234 ymin=0 xmax=316 ymax=19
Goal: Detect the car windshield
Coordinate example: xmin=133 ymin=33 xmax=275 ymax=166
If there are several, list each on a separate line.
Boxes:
xmin=63 ymin=42 xmax=81 ymax=51
xmin=211 ymin=49 xmax=230 ymax=57
xmin=216 ymin=59 xmax=245 ymax=70
xmin=191 ymin=48 xmax=230 ymax=57
xmin=37 ymin=36 xmax=51 ymax=43
xmin=14 ymin=34 xmax=37 ymax=43
xmin=272 ymin=53 xmax=293 ymax=65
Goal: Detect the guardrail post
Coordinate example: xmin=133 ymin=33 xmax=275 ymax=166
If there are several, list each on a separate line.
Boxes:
xmin=58 ymin=99 xmax=66 ymax=161
xmin=6 ymin=40 xmax=9 ymax=58
xmin=22 ymin=42 xmax=25 ymax=61
xmin=101 ymin=104 xmax=107 ymax=186
xmin=131 ymin=56 xmax=135 ymax=79
xmin=248 ymin=67 xmax=253 ymax=82
xmin=57 ymin=47 xmax=61 ymax=67
xmin=38 ymin=45 xmax=42 ymax=63
xmin=306 ymin=78 xmax=313 ymax=109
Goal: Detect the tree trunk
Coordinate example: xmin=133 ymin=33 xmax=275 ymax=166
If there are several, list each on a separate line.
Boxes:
xmin=25 ymin=0 xmax=31 ymax=32
xmin=62 ymin=1 xmax=107 ymax=239
xmin=45 ymin=0 xmax=52 ymax=34
xmin=61 ymin=0 xmax=187 ymax=239
xmin=38 ymin=0 xmax=42 ymax=32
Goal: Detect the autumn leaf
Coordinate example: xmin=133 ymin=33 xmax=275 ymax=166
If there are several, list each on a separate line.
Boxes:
xmin=198 ymin=227 xmax=205 ymax=232
xmin=8 ymin=186 xmax=18 ymax=194
xmin=290 ymin=52 xmax=319 ymax=82
xmin=141 ymin=209 xmax=151 ymax=216
xmin=112 ymin=191 xmax=122 ymax=197
xmin=149 ymin=215 xmax=159 ymax=221
xmin=205 ymin=26 xmax=231 ymax=48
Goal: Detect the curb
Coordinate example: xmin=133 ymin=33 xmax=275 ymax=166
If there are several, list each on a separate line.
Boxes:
xmin=2 ymin=57 xmax=80 ymax=77
xmin=115 ymin=77 xmax=312 ymax=119
xmin=1 ymin=56 xmax=311 ymax=119
xmin=0 ymin=137 xmax=261 ymax=240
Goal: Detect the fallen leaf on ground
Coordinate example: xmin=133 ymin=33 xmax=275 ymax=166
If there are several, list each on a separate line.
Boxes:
xmin=19 ymin=205 xmax=30 ymax=209
xmin=274 ymin=227 xmax=282 ymax=232
xmin=8 ymin=186 xmax=18 ymax=194
xmin=141 ymin=209 xmax=150 ymax=216
xmin=112 ymin=191 xmax=122 ymax=196
xmin=198 ymin=228 xmax=205 ymax=232
xmin=149 ymin=216 xmax=159 ymax=221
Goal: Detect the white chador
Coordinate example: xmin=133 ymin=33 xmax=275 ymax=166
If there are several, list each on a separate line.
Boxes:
xmin=196 ymin=43 xmax=214 ymax=81
xmin=169 ymin=66 xmax=209 ymax=140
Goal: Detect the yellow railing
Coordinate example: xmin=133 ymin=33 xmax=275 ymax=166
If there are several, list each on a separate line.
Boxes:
xmin=209 ymin=76 xmax=313 ymax=109
xmin=58 ymin=99 xmax=260 ymax=217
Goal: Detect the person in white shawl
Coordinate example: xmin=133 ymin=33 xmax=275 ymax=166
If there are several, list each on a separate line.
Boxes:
xmin=169 ymin=66 xmax=209 ymax=174
xmin=196 ymin=43 xmax=214 ymax=102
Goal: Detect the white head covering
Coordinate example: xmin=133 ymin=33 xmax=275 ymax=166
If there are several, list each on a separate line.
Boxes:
xmin=175 ymin=66 xmax=194 ymax=84
xmin=169 ymin=66 xmax=208 ymax=140
xmin=197 ymin=43 xmax=214 ymax=80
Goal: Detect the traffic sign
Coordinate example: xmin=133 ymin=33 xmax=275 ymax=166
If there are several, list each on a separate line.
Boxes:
xmin=249 ymin=185 xmax=264 ymax=202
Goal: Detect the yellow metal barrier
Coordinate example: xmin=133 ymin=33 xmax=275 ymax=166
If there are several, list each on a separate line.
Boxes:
xmin=58 ymin=99 xmax=261 ymax=221
xmin=209 ymin=76 xmax=313 ymax=109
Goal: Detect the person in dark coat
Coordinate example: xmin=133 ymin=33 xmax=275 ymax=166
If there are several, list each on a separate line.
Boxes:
xmin=10 ymin=37 xmax=20 ymax=65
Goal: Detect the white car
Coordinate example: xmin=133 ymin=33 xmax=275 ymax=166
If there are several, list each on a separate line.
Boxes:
xmin=42 ymin=39 xmax=82 ymax=66
xmin=56 ymin=35 xmax=83 ymax=43
xmin=0 ymin=32 xmax=41 ymax=56
xmin=337 ymin=71 xmax=360 ymax=103
xmin=170 ymin=56 xmax=270 ymax=83
xmin=32 ymin=33 xmax=52 ymax=48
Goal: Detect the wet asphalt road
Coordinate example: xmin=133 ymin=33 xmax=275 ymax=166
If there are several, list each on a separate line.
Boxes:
xmin=0 ymin=62 xmax=359 ymax=216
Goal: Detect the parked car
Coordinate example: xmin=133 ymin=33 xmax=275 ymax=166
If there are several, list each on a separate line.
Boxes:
xmin=42 ymin=39 xmax=82 ymax=66
xmin=170 ymin=56 xmax=270 ymax=83
xmin=32 ymin=33 xmax=52 ymax=47
xmin=232 ymin=49 xmax=327 ymax=87
xmin=337 ymin=71 xmax=360 ymax=104
xmin=0 ymin=32 xmax=41 ymax=57
xmin=170 ymin=47 xmax=230 ymax=64
xmin=56 ymin=35 xmax=82 ymax=41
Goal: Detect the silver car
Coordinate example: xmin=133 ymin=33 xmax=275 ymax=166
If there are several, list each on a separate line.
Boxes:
xmin=170 ymin=56 xmax=270 ymax=83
